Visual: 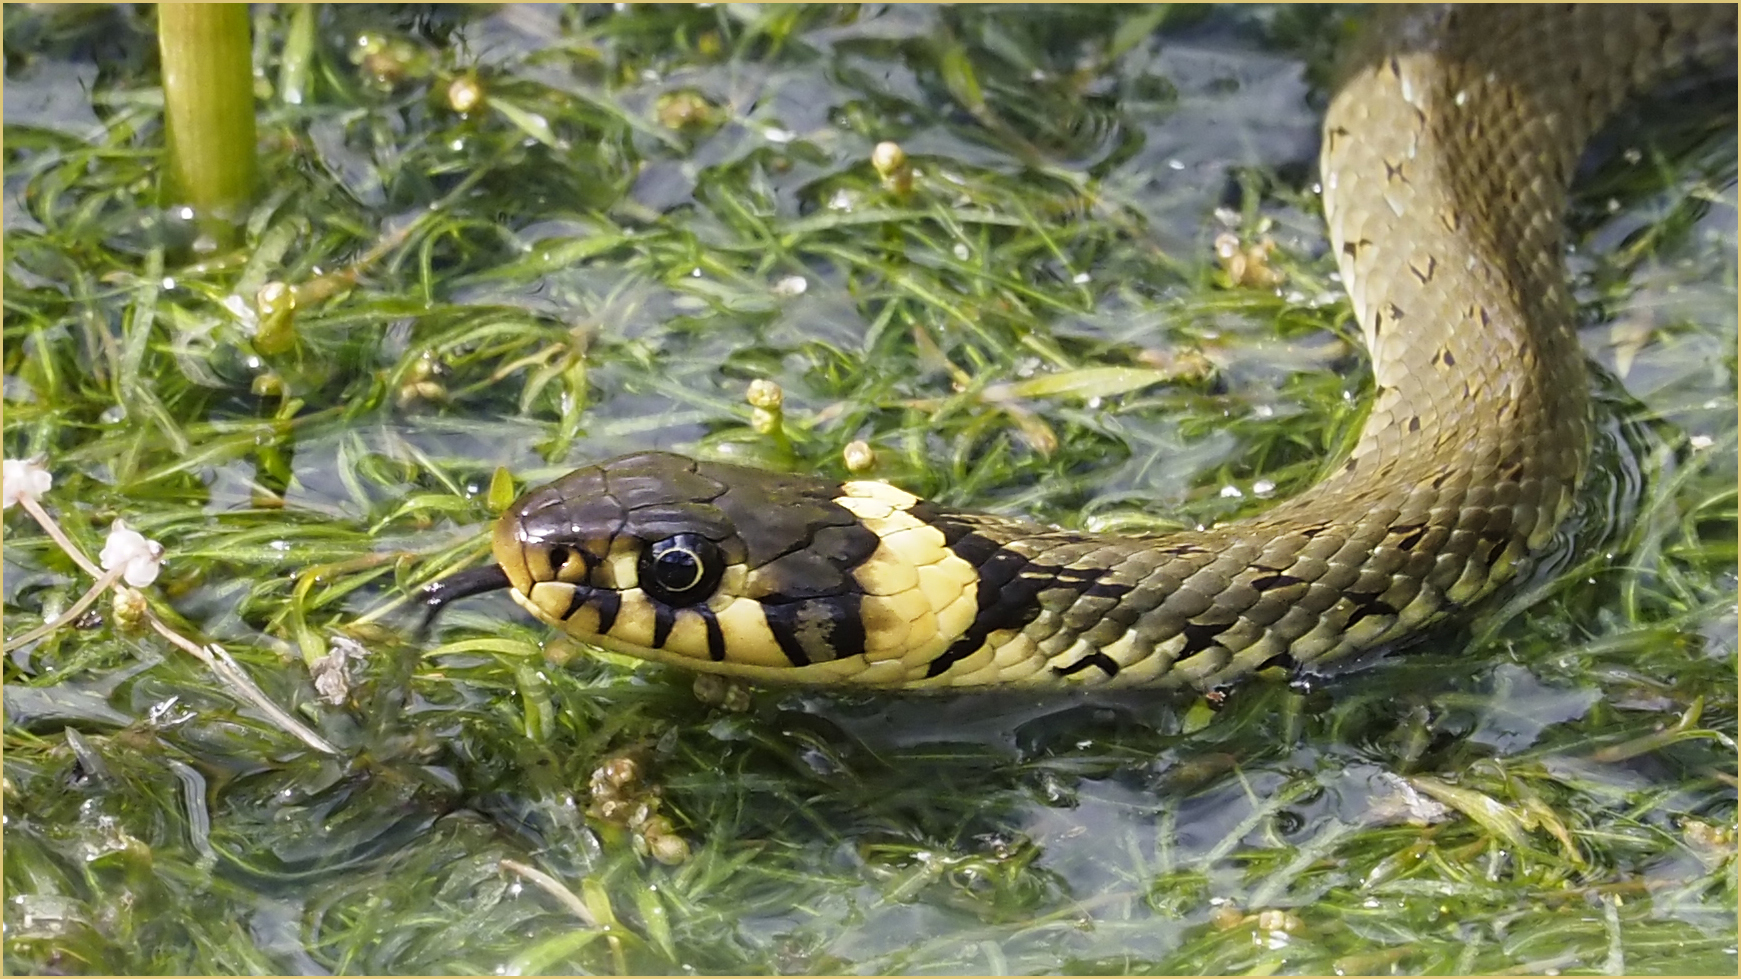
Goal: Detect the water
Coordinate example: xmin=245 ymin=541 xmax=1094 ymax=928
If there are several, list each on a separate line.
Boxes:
xmin=4 ymin=5 xmax=1735 ymax=974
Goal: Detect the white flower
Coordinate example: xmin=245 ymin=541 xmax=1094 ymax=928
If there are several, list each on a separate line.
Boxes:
xmin=772 ymin=275 xmax=808 ymax=298
xmin=100 ymin=519 xmax=165 ymax=587
xmin=2 ymin=457 xmax=51 ymax=509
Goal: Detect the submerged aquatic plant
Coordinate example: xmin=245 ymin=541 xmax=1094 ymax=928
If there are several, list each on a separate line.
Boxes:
xmin=156 ymin=3 xmax=258 ymax=250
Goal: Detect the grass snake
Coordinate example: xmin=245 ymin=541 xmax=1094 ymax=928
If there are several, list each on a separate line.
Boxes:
xmin=426 ymin=4 xmax=1737 ymax=691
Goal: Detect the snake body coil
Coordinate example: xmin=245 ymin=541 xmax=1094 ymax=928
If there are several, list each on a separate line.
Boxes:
xmin=458 ymin=5 xmax=1737 ymax=690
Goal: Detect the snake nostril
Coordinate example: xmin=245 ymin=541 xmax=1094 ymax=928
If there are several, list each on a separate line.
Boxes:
xmin=546 ymin=545 xmax=589 ymax=582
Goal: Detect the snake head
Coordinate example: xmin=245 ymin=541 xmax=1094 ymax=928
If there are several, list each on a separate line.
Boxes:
xmin=491 ymin=452 xmax=982 ymax=684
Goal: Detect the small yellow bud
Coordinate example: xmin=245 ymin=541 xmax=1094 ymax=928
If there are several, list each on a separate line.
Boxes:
xmin=112 ymin=586 xmax=149 ymax=634
xmin=746 ymin=379 xmax=784 ymax=410
xmin=255 ymin=281 xmax=297 ymax=354
xmin=842 ymin=440 xmax=875 ymax=473
xmin=597 ymin=755 xmax=640 ymax=790
xmin=655 ymin=90 xmax=721 ymax=131
xmin=250 ymin=372 xmax=286 ymax=398
xmin=1256 ymin=909 xmax=1304 ymax=934
xmin=872 ymin=141 xmax=913 ymax=194
xmin=648 ymin=832 xmax=690 ymax=865
xmin=871 ymin=141 xmax=907 ymax=179
xmin=447 ymin=75 xmax=484 ymax=113
xmin=1210 ymin=905 xmax=1246 ymax=931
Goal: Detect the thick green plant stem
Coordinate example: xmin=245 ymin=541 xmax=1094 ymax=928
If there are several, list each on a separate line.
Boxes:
xmin=157 ymin=2 xmax=258 ymax=248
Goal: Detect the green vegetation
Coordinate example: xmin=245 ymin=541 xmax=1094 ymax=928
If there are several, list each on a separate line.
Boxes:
xmin=4 ymin=5 xmax=1734 ymax=974
xmin=156 ymin=3 xmax=259 ymax=251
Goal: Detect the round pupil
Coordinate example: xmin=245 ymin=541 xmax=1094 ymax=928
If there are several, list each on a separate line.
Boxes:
xmin=640 ymin=533 xmax=720 ymax=606
xmin=654 ymin=547 xmax=701 ymax=591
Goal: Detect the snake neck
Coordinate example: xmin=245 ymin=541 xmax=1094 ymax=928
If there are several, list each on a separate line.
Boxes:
xmin=902 ymin=5 xmax=1738 ymax=690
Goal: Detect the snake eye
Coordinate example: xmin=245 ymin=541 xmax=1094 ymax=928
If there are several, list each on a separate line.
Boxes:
xmin=639 ymin=533 xmax=724 ymax=607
